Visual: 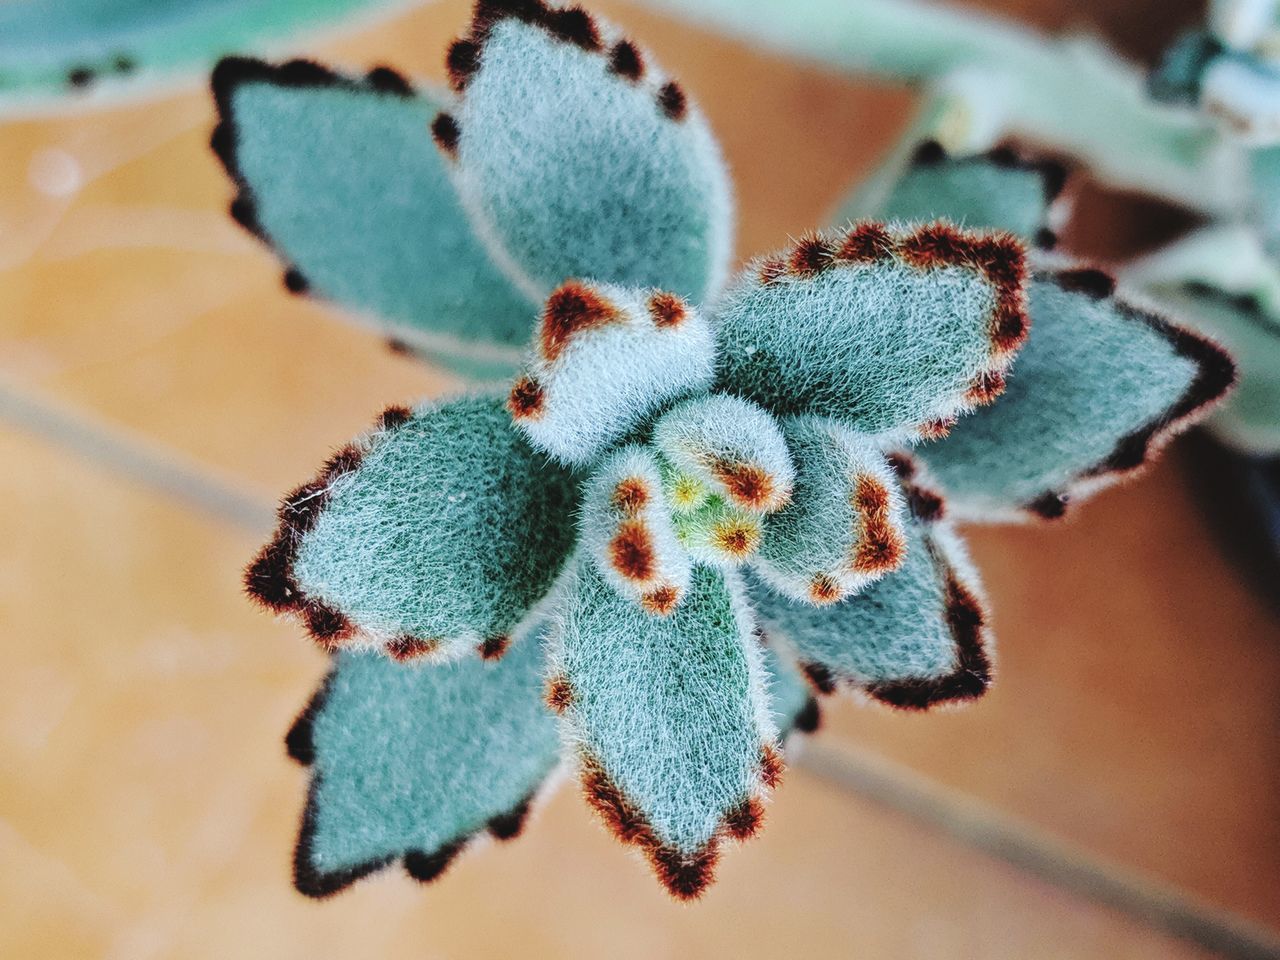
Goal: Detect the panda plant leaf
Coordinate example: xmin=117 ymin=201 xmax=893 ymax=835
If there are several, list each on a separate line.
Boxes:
xmin=225 ymin=0 xmax=1235 ymax=900
xmin=0 ymin=0 xmax=416 ymax=115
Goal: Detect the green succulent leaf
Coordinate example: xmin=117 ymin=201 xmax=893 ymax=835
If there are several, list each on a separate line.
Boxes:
xmin=845 ymin=140 xmax=1065 ymax=246
xmin=652 ymin=393 xmax=795 ymax=514
xmin=211 ymin=57 xmax=534 ymax=379
xmin=1126 ymin=226 xmax=1280 ymax=454
xmin=548 ymin=559 xmax=779 ymax=900
xmin=436 ymin=1 xmax=733 ymax=302
xmin=1 ymin=0 xmax=405 ymax=112
xmin=288 ymin=633 xmax=561 ymax=897
xmin=508 ymin=281 xmax=715 ymax=466
xmin=751 ymin=457 xmax=993 ymax=711
xmin=1250 ymin=145 xmax=1280 ymax=261
xmin=753 ymin=415 xmax=908 ymax=606
xmin=760 ymin=638 xmax=821 ymax=739
xmin=916 ymin=270 xmax=1236 ymax=519
xmin=712 ymin=222 xmax=1028 ymax=442
xmin=578 ymin=445 xmax=692 ymax=614
xmin=245 ymin=393 xmax=578 ymax=660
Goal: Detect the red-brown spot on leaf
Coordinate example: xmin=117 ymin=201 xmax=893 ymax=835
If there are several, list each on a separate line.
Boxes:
xmin=966 ymin=369 xmax=1006 ymax=405
xmin=541 ymin=282 xmax=622 ymax=361
xmin=712 ymin=459 xmax=779 ymax=511
xmin=609 ymin=520 xmax=656 ymax=582
xmin=386 ymin=635 xmax=440 ymax=662
xmin=611 ymin=477 xmax=650 ymax=515
xmin=545 ymin=6 xmax=601 ymax=50
xmin=808 ymin=573 xmax=842 ymax=605
xmin=759 ymin=744 xmax=785 ymax=789
xmin=545 ymin=675 xmax=575 ymax=713
xmin=479 ymin=635 xmax=511 ymax=660
xmin=657 ymin=81 xmax=687 ymax=120
xmin=648 ymin=291 xmax=687 ymax=328
xmin=608 ymin=40 xmax=645 ymax=80
xmin=507 ymin=375 xmax=545 ymax=420
xmin=430 ymin=112 xmax=460 ymax=158
xmin=640 ymin=583 xmax=682 ymax=615
xmin=788 ymin=234 xmax=836 ymax=276
xmin=801 ymin=661 xmax=836 ymax=695
xmin=836 ymin=223 xmax=896 ymax=263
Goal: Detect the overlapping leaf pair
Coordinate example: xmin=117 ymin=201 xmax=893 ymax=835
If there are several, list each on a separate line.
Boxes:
xmin=1143 ymin=1 xmax=1280 ymax=456
xmin=218 ymin=0 xmax=1234 ymax=898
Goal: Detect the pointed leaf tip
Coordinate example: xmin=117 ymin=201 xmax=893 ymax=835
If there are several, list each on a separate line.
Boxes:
xmin=441 ymin=2 xmax=732 ymax=301
xmin=551 ymin=560 xmax=778 ymax=897
xmin=917 ymin=270 xmax=1236 ymax=520
xmin=251 ymin=395 xmax=577 ymax=658
xmin=292 ymin=637 xmax=560 ymax=896
xmin=510 ymin=281 xmax=716 ymax=465
xmin=752 ymin=461 xmax=993 ymax=710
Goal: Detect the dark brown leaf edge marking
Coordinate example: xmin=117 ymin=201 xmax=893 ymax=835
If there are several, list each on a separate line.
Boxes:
xmin=793 ymin=452 xmax=992 ymax=710
xmin=577 ymin=739 xmax=779 ymax=900
xmin=63 ymin=51 xmax=140 ymax=92
xmin=242 ymin=405 xmax=425 ymax=656
xmin=287 ymin=664 xmax=547 ymax=898
xmin=433 ymin=0 xmax=689 ymax=160
xmin=909 ymin=139 xmax=1069 ymax=248
xmin=210 ymin=56 xmax=416 ymax=296
xmin=1018 ymin=269 xmax=1237 ymax=521
xmin=759 ymin=222 xmax=1029 ymax=409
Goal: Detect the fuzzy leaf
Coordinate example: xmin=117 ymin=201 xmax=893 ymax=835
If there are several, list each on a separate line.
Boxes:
xmin=916 ymin=270 xmax=1236 ymax=520
xmin=437 ymin=1 xmax=732 ymax=301
xmin=1149 ymin=30 xmax=1226 ymax=104
xmin=653 ymin=393 xmax=795 ymax=513
xmin=579 ymin=445 xmax=691 ymax=614
xmin=760 ymin=639 xmax=821 ymax=739
xmin=751 ymin=459 xmax=992 ymax=711
xmin=211 ymin=57 xmax=533 ymax=379
xmin=1201 ymin=51 xmax=1280 ymax=144
xmin=0 ymin=0 xmax=396 ymax=110
xmin=288 ymin=633 xmax=561 ymax=897
xmin=671 ymin=497 xmax=764 ymax=567
xmin=753 ymin=416 xmax=907 ymax=605
xmin=713 ymin=222 xmax=1028 ymax=442
xmin=854 ymin=141 xmax=1065 ymax=245
xmin=1126 ymin=226 xmax=1280 ymax=453
xmin=245 ymin=394 xmax=578 ymax=659
xmin=548 ymin=560 xmax=779 ymax=899
xmin=1251 ymin=145 xmax=1280 ymax=260
xmin=508 ymin=281 xmax=715 ymax=465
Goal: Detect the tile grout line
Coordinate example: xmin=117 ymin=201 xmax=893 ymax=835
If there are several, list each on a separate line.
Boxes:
xmin=795 ymin=743 xmax=1280 ymax=960
xmin=2 ymin=380 xmax=1277 ymax=959
xmin=0 ymin=380 xmax=274 ymax=532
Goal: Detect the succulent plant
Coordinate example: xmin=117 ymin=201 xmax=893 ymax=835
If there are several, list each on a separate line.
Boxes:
xmin=0 ymin=0 xmax=408 ymax=114
xmin=218 ymin=0 xmax=1234 ymax=899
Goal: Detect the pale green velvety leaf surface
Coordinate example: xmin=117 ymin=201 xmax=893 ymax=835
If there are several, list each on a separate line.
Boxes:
xmin=289 ymin=633 xmax=561 ymax=896
xmin=549 ymin=559 xmax=776 ymax=899
xmin=713 ymin=223 xmax=1027 ymax=441
xmin=212 ymin=58 xmax=534 ymax=378
xmin=750 ymin=467 xmax=993 ymax=711
xmin=917 ymin=271 xmax=1235 ymax=519
xmin=247 ymin=393 xmax=578 ymax=660
xmin=442 ymin=7 xmax=732 ymax=302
